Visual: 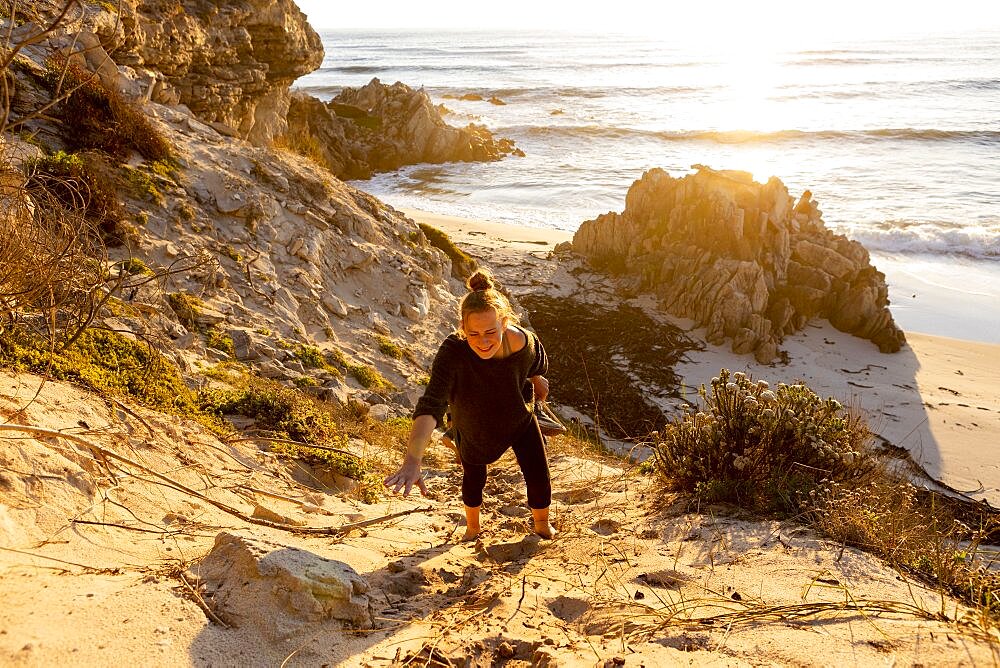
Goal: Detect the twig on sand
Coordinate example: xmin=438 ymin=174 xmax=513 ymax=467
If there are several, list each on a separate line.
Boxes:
xmin=0 ymin=424 xmax=431 ymax=535
xmin=0 ymin=545 xmax=105 ymax=572
xmin=177 ymin=570 xmax=229 ymax=628
xmin=623 ymin=597 xmax=987 ymax=641
xmin=505 ymin=574 xmax=529 ymax=623
xmin=71 ymin=519 xmax=179 ymax=535
xmin=107 ymin=397 xmax=155 ymax=436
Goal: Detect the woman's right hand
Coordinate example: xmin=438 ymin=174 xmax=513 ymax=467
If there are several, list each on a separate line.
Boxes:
xmin=384 ymin=456 xmax=429 ymax=497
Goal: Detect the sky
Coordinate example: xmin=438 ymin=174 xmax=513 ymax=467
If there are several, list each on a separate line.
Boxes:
xmin=295 ymin=0 xmax=1000 ymax=40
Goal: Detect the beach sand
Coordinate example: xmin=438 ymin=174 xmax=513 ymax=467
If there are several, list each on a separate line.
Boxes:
xmin=405 ymin=207 xmax=1000 ymax=507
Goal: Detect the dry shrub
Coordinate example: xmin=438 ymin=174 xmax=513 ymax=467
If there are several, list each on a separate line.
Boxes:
xmin=24 ymin=149 xmax=135 ymax=246
xmin=650 ymin=368 xmax=879 ymax=512
xmin=274 ymin=127 xmax=326 ymax=167
xmin=651 ymin=367 xmax=1000 ymax=628
xmin=46 ymin=54 xmax=171 ymax=162
xmin=0 ymin=158 xmax=110 ymax=345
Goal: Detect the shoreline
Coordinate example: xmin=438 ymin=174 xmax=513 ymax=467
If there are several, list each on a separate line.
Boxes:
xmin=404 ymin=207 xmax=1000 ymax=507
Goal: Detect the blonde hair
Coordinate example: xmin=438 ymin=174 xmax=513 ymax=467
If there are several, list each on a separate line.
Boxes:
xmin=457 ymin=268 xmax=518 ymax=338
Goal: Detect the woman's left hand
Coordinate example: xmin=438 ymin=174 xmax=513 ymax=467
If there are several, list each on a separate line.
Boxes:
xmin=530 ymin=375 xmax=549 ymax=402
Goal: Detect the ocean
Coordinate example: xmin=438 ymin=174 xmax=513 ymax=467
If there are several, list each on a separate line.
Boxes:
xmin=294 ymin=29 xmax=1000 ymax=343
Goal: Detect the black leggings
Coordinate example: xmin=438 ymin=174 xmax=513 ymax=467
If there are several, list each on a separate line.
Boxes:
xmin=461 ymin=417 xmax=551 ymax=509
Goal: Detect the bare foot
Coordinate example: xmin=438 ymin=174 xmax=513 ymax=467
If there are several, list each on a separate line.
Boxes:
xmin=534 ymin=523 xmax=557 ymax=540
xmin=461 ymin=528 xmax=480 ymax=542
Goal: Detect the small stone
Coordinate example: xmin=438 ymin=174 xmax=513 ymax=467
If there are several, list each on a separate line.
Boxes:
xmin=496 ymin=641 xmax=515 ymax=658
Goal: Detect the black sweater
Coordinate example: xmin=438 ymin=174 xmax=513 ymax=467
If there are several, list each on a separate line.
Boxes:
xmin=413 ymin=328 xmax=548 ymax=465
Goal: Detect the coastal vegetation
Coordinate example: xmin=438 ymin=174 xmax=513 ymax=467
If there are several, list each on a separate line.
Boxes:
xmin=45 ymin=53 xmax=171 ymax=162
xmin=418 ymin=222 xmax=477 ymax=278
xmin=652 ymin=367 xmax=999 ymax=629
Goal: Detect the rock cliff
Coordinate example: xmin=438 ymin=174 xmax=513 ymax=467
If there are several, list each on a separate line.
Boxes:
xmin=20 ymin=0 xmax=322 ymax=144
xmin=125 ymin=0 xmax=324 ymax=144
xmin=287 ymin=78 xmax=521 ymax=180
xmin=570 ymin=166 xmax=906 ymax=362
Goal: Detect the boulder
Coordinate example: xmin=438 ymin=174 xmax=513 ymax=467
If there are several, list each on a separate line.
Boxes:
xmin=570 ymin=165 xmax=905 ymax=360
xmin=192 ymin=532 xmax=374 ymax=639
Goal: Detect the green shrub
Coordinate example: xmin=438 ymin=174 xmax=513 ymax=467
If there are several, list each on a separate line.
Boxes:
xmin=294 ymin=344 xmax=328 ymax=369
xmin=118 ymin=258 xmax=152 ymax=275
xmin=123 ymin=166 xmax=164 ymax=204
xmin=377 ymin=335 xmax=404 ymax=360
xmin=166 ymin=292 xmax=205 ymax=330
xmin=148 ymin=159 xmax=179 ymax=180
xmin=418 ymin=223 xmax=477 ymax=279
xmin=0 ymin=328 xmax=195 ymax=413
xmin=205 ymin=328 xmax=234 ymax=355
xmin=326 ymin=346 xmax=348 ymax=368
xmin=347 ymin=363 xmax=393 ymax=391
xmin=197 ymin=375 xmax=339 ymax=445
xmin=177 ymin=201 xmax=197 ymax=221
xmin=221 ymin=245 xmax=243 ymax=263
xmin=649 ymin=368 xmax=877 ymax=512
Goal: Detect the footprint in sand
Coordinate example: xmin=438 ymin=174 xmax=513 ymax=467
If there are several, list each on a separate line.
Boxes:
xmin=547 ymin=595 xmax=590 ymax=622
xmin=590 ymin=518 xmax=621 ymax=536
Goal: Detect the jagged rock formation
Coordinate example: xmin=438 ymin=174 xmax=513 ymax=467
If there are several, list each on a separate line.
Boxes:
xmin=570 ymin=166 xmax=906 ymax=362
xmin=287 ymin=78 xmax=522 ymax=180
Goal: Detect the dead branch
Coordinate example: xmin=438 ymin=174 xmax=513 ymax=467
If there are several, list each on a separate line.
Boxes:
xmin=177 ymin=570 xmax=229 ymax=628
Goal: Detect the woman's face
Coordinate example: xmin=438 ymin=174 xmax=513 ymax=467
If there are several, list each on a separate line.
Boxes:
xmin=463 ymin=309 xmax=505 ymax=359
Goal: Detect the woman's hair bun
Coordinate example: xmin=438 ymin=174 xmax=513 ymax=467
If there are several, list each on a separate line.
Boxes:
xmin=467 ymin=269 xmax=494 ymax=292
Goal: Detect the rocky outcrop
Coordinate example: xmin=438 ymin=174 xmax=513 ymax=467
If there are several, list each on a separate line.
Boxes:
xmin=25 ymin=0 xmax=323 ymax=145
xmin=571 ymin=166 xmax=905 ymax=362
xmin=287 ymin=78 xmax=522 ymax=180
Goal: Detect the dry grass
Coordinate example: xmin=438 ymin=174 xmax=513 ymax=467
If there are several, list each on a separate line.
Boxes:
xmin=0 ymin=154 xmax=113 ymax=346
xmin=24 ymin=149 xmax=135 ymax=246
xmin=46 ymin=54 xmax=171 ymax=162
xmin=808 ymin=479 xmax=1000 ymax=629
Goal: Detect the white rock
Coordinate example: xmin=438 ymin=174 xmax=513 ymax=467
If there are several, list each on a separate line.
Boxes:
xmin=367 ymin=404 xmax=393 ymax=421
xmin=191 ymin=532 xmax=373 ymax=640
xmin=322 ymin=293 xmax=349 ymax=318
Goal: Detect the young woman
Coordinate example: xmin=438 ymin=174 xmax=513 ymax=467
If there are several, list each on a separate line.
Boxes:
xmin=384 ymin=268 xmax=556 ymax=540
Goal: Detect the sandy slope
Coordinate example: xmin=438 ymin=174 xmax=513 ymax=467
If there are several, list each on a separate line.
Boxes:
xmin=2 ymin=211 xmax=999 ymax=666
xmin=1 ymin=371 xmax=997 ymax=667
